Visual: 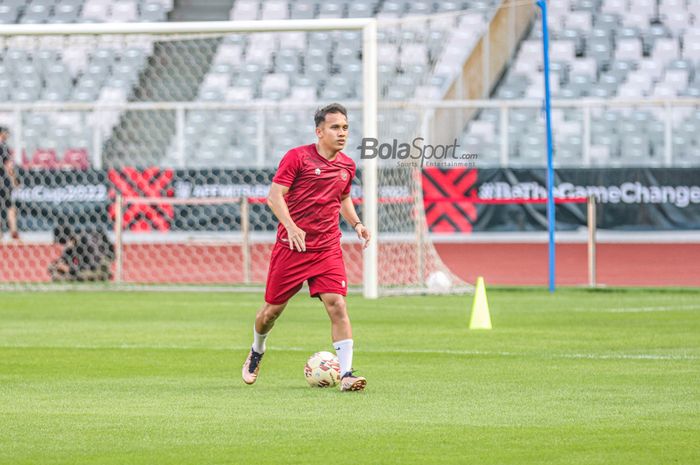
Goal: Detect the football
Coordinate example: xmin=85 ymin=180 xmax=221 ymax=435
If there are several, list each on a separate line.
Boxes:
xmin=427 ymin=270 xmax=452 ymax=292
xmin=304 ymin=351 xmax=341 ymax=387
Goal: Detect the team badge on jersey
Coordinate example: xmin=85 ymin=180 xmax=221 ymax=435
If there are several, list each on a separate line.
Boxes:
xmin=341 ymin=171 xmax=348 ymax=181
xmin=315 ymin=168 xmax=321 ymax=175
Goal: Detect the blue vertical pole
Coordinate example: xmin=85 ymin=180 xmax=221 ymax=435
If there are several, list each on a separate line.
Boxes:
xmin=537 ymin=0 xmax=556 ymax=292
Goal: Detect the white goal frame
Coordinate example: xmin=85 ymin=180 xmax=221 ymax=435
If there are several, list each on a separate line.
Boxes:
xmin=0 ymin=19 xmax=380 ymax=298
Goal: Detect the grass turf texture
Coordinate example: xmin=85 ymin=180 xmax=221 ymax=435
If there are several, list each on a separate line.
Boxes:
xmin=1 ymin=289 xmax=698 ymax=465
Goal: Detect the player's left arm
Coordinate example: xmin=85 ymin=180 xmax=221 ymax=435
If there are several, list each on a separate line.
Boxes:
xmin=340 ymin=195 xmax=370 ymax=249
xmin=3 ymin=153 xmax=18 ymax=188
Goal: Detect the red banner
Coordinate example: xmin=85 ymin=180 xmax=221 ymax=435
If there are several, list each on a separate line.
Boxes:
xmin=108 ymin=167 xmax=175 ymax=231
xmin=422 ymin=168 xmax=478 ymax=232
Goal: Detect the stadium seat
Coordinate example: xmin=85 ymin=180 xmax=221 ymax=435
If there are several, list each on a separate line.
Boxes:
xmin=110 ymin=1 xmax=139 ymax=22
xmin=290 ymin=2 xmax=315 ymax=19
xmin=653 ymin=83 xmax=677 ymax=97
xmin=140 ymin=3 xmax=167 ymax=22
xmin=348 ymin=3 xmax=372 ymax=18
xmin=61 ymin=149 xmax=90 ymax=170
xmin=400 ymin=43 xmax=429 ymax=68
xmin=21 ymin=3 xmax=50 ymax=23
xmin=319 ymin=2 xmax=344 ymax=18
xmin=230 ymin=0 xmax=259 ymax=20
xmin=551 ymin=40 xmax=576 ymax=63
xmin=616 ymin=38 xmax=643 ymax=61
xmin=261 ymin=1 xmax=288 ymax=20
xmin=261 ymin=73 xmax=290 ymax=100
xmin=288 ymin=86 xmax=316 ymax=101
xmin=225 ymin=87 xmax=253 ymax=102
xmin=25 ymin=149 xmax=59 ymax=169
xmin=0 ymin=5 xmax=19 ymax=23
xmin=213 ymin=44 xmax=244 ymax=67
xmin=82 ymin=1 xmax=110 ymax=22
xmin=653 ymin=38 xmax=680 ymax=66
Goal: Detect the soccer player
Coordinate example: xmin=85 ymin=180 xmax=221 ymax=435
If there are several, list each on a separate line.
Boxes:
xmin=242 ymin=103 xmax=370 ymax=392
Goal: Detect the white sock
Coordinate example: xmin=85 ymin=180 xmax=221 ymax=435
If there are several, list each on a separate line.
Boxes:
xmin=333 ymin=338 xmax=353 ymax=375
xmin=252 ymin=327 xmax=268 ymax=354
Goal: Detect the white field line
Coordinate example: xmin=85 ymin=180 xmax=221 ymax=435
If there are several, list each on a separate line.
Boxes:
xmin=375 ymin=304 xmax=700 ymax=314
xmin=602 ymin=305 xmax=700 ymax=313
xmin=570 ymin=304 xmax=700 ymax=313
xmin=0 ymin=344 xmax=696 ymax=361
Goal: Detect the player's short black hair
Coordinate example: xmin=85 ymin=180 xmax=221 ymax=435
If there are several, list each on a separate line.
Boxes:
xmin=0 ymin=126 xmax=8 ymax=135
xmin=314 ymin=103 xmax=348 ymax=127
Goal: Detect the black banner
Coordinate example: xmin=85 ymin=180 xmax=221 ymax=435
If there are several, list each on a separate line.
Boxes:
xmin=11 ymin=169 xmax=109 ymax=232
xmin=473 ymin=168 xmax=700 ymax=231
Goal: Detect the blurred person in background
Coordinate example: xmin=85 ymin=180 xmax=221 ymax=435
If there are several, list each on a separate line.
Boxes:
xmin=48 ymin=225 xmax=114 ymax=282
xmin=0 ymin=126 xmax=19 ymax=241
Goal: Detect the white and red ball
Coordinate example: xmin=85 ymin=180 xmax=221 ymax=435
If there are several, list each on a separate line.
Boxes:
xmin=304 ymin=351 xmax=341 ymax=387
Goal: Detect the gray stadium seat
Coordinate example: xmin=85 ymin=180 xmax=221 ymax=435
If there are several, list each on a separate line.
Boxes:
xmin=0 ymin=5 xmax=19 ymax=23
xmin=14 ymin=88 xmax=42 ymax=102
xmin=348 ymin=3 xmax=373 ymax=18
xmin=308 ymin=32 xmax=333 ymax=50
xmin=290 ymin=2 xmax=315 ymax=19
xmin=406 ymin=1 xmax=432 ymax=15
xmin=21 ymin=4 xmax=51 ymax=23
xmin=140 ymin=2 xmax=167 ymax=22
xmin=380 ymin=1 xmax=404 ymax=15
xmin=319 ymin=2 xmax=344 ymax=18
xmin=0 ymin=80 xmax=12 ymax=101
xmin=320 ymin=87 xmax=346 ymax=100
xmin=5 ymin=49 xmax=29 ymax=67
xmin=620 ymin=134 xmax=651 ymax=165
xmin=434 ymin=1 xmax=461 ymax=13
xmin=51 ymin=4 xmax=79 ymax=23
xmin=557 ymin=28 xmax=585 ymax=55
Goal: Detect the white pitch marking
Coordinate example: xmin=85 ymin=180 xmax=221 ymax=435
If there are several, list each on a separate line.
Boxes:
xmin=0 ymin=344 xmax=697 ymax=361
xmin=373 ymin=348 xmax=698 ymax=361
xmin=604 ymin=305 xmax=700 ymax=313
xmin=571 ymin=304 xmax=700 ymax=313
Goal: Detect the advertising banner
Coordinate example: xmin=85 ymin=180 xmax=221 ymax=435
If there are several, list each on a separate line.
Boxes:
xmin=472 ymin=168 xmax=700 ymax=232
xmin=11 ymin=167 xmax=700 ymax=233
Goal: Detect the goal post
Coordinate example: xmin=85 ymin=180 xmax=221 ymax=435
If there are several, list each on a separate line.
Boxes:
xmin=0 ymin=17 xmax=475 ymax=296
xmin=0 ymin=18 xmax=380 ymax=297
xmin=361 ymin=20 xmax=378 ymax=299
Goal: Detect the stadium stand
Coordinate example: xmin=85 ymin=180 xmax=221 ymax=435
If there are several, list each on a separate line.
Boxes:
xmin=0 ymin=0 xmax=502 ymax=169
xmin=464 ymin=0 xmax=700 ymax=167
xmin=0 ymin=0 xmax=173 ymax=168
xmin=3 ymin=0 xmax=698 ymax=169
xmin=166 ymin=0 xmax=501 ymax=168
xmin=0 ymin=0 xmax=521 ymax=169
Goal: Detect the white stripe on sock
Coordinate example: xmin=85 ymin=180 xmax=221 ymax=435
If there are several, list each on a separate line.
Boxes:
xmin=334 ymin=338 xmax=353 ymax=375
xmin=252 ymin=327 xmax=268 ymax=354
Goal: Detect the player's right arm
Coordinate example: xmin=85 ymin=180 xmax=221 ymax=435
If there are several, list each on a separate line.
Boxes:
xmin=267 ymin=182 xmax=306 ymax=252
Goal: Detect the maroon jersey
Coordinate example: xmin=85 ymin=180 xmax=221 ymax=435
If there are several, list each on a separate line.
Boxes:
xmin=272 ymin=144 xmax=356 ymax=251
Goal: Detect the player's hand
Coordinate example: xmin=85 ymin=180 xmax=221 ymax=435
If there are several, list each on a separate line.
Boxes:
xmin=355 ymin=223 xmax=370 ymax=249
xmin=286 ymin=224 xmax=306 ymax=252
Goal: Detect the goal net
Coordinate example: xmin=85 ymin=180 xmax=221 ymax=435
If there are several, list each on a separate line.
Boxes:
xmin=0 ymin=16 xmax=472 ymax=296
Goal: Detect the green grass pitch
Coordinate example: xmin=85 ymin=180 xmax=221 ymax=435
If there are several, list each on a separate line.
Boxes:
xmin=1 ymin=288 xmax=698 ymax=465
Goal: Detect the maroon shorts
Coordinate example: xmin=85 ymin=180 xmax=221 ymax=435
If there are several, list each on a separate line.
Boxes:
xmin=264 ymin=242 xmax=348 ymax=305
